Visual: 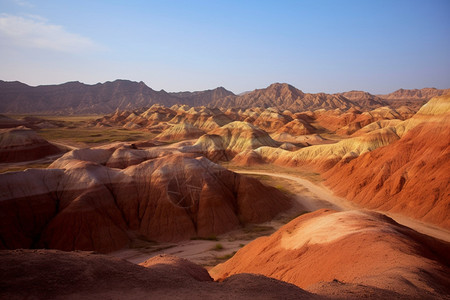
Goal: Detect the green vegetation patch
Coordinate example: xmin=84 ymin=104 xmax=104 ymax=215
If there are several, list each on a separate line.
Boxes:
xmin=190 ymin=235 xmax=218 ymax=241
xmin=212 ymin=243 xmax=224 ymax=251
xmin=38 ymin=127 xmax=156 ymax=146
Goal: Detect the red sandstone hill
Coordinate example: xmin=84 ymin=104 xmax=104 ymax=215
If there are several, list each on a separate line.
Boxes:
xmin=0 ymin=126 xmax=63 ymax=162
xmin=0 ymin=152 xmax=291 ymax=253
xmin=211 ymin=209 xmax=450 ymax=299
xmin=0 ymin=250 xmax=315 ymax=299
xmin=324 ymin=95 xmax=450 ymax=229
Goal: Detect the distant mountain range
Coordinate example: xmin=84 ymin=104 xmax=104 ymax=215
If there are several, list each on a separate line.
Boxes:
xmin=0 ymin=79 xmax=448 ymax=114
xmin=0 ymin=80 xmax=233 ymax=114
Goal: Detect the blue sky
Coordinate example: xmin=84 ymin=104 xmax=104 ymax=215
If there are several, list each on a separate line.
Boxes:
xmin=0 ymin=0 xmax=449 ymax=94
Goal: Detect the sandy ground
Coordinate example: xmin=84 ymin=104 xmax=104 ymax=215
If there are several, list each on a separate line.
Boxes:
xmin=111 ymin=208 xmax=303 ymax=269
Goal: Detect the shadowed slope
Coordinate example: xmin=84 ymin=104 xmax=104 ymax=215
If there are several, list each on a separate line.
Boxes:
xmin=0 ymin=250 xmax=315 ymax=300
xmin=0 ymin=153 xmax=291 ymax=252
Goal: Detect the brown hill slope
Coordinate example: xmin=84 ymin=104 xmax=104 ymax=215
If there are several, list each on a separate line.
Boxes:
xmin=0 ymin=152 xmax=291 ymax=252
xmin=211 ymin=209 xmax=450 ymax=299
xmin=324 ymin=95 xmax=450 ymax=229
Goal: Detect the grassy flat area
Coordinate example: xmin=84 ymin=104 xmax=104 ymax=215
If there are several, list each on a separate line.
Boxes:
xmin=0 ymin=162 xmax=52 ymax=174
xmin=6 ymin=114 xmax=101 ymax=122
xmin=5 ymin=114 xmax=158 ymax=147
xmin=38 ymin=127 xmax=157 ymax=147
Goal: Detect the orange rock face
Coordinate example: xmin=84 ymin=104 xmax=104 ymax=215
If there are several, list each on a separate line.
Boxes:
xmin=0 ymin=153 xmax=291 ymax=253
xmin=324 ymin=107 xmax=450 ymax=229
xmin=211 ymin=209 xmax=450 ymax=299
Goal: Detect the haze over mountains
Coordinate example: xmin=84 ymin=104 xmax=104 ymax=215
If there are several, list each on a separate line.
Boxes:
xmin=0 ymin=79 xmax=448 ymax=114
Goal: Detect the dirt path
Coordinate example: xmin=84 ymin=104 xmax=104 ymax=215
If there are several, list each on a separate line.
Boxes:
xmin=236 ymin=170 xmax=450 ymax=243
xmin=237 ymin=171 xmax=357 ymax=211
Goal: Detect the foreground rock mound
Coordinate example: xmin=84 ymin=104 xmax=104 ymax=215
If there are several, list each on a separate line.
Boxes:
xmin=0 ymin=250 xmax=314 ymax=299
xmin=0 ymin=153 xmax=291 ymax=252
xmin=139 ymin=254 xmax=213 ymax=282
xmin=0 ymin=126 xmax=62 ymax=162
xmin=211 ymin=209 xmax=450 ymax=299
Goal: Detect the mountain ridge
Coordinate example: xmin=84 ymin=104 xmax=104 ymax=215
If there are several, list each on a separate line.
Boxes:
xmin=0 ymin=79 xmax=448 ymax=114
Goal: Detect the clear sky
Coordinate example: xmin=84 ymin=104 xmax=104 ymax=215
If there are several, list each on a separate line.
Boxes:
xmin=0 ymin=0 xmax=449 ymax=94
